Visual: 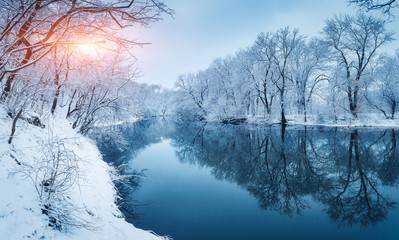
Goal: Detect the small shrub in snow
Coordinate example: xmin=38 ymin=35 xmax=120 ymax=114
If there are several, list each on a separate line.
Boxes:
xmin=20 ymin=135 xmax=93 ymax=231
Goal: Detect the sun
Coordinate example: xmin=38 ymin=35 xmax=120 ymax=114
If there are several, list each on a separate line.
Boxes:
xmin=77 ymin=43 xmax=98 ymax=56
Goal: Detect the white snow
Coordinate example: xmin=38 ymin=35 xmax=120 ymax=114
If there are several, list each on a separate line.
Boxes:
xmin=245 ymin=113 xmax=399 ymax=128
xmin=0 ymin=105 xmax=166 ymax=240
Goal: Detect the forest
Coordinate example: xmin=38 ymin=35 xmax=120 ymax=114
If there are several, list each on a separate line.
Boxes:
xmin=0 ymin=0 xmax=172 ymax=139
xmin=1 ymin=1 xmax=399 ymax=138
xmin=1 ymin=0 xmax=399 ymax=239
xmin=174 ymin=13 xmax=399 ymax=125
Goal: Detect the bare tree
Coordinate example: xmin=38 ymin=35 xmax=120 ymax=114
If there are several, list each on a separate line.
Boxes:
xmin=349 ymin=0 xmax=398 ymax=13
xmin=272 ymin=27 xmax=305 ymax=124
xmin=210 ymin=57 xmax=241 ymax=118
xmin=291 ymin=38 xmax=329 ymax=122
xmin=175 ymin=72 xmax=209 ymax=119
xmin=5 ymin=67 xmax=51 ymax=143
xmin=322 ymin=13 xmax=394 ymax=118
xmin=63 ymin=52 xmax=137 ymax=133
xmin=250 ymin=32 xmax=278 ymax=116
xmin=365 ymin=52 xmax=399 ymax=119
xmin=19 ymin=135 xmax=95 ymax=230
xmin=0 ymin=0 xmax=172 ymax=99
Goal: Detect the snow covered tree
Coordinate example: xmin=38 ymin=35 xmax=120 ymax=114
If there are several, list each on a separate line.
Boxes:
xmin=172 ymin=14 xmax=396 ymax=124
xmin=0 ymin=0 xmax=172 ymax=138
xmin=291 ymin=38 xmax=329 ymax=122
xmin=210 ymin=57 xmax=242 ymax=119
xmin=272 ymin=27 xmax=305 ymax=124
xmin=322 ymin=13 xmax=394 ymax=118
xmin=366 ymin=52 xmax=399 ymax=119
xmin=232 ymin=50 xmax=258 ymax=117
xmin=0 ymin=0 xmax=171 ymax=100
xmin=250 ymin=32 xmax=278 ymax=116
xmin=175 ymin=72 xmax=210 ymax=119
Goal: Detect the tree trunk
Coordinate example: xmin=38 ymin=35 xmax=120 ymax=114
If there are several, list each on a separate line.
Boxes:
xmin=348 ymin=85 xmax=358 ymax=118
xmin=280 ymin=90 xmax=287 ymax=125
xmin=51 ymin=72 xmax=61 ymax=115
xmin=8 ymin=109 xmax=23 ymax=144
xmin=304 ymin=104 xmax=307 ymax=122
xmin=1 ymin=74 xmax=16 ymax=101
xmin=66 ymin=89 xmax=77 ymax=118
xmin=298 ymin=93 xmax=306 ymax=122
xmin=391 ymin=100 xmax=396 ymax=119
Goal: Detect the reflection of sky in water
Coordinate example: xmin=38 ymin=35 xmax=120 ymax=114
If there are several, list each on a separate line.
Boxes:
xmin=98 ymin=121 xmax=399 ymax=240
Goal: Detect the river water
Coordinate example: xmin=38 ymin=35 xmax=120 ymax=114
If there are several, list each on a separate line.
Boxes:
xmin=96 ymin=119 xmax=399 ymax=240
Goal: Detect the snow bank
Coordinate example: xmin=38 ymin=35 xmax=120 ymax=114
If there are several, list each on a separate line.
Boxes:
xmin=0 ymin=105 xmax=165 ymax=240
xmin=232 ymin=114 xmax=399 ymax=128
xmin=285 ymin=113 xmax=399 ymax=128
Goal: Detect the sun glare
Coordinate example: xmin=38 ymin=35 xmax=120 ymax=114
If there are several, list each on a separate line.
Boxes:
xmin=77 ymin=43 xmax=98 ymax=56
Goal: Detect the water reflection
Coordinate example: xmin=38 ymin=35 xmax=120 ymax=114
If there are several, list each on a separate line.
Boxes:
xmin=172 ymin=123 xmax=399 ymax=227
xmin=92 ymin=119 xmax=175 ymax=219
xmin=95 ymin=119 xmax=399 ymax=228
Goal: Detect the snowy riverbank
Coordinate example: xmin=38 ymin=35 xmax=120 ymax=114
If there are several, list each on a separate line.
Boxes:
xmin=0 ymin=106 xmax=165 ymax=240
xmin=241 ymin=114 xmax=399 ymax=129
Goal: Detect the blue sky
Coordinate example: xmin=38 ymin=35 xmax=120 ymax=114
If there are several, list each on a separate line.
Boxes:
xmin=132 ymin=0 xmax=399 ymax=88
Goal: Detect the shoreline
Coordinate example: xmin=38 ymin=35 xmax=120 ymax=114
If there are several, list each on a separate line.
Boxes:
xmin=0 ymin=106 xmax=166 ymax=240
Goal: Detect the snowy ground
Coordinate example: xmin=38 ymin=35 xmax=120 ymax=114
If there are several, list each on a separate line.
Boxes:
xmin=0 ymin=105 xmax=166 ymax=240
xmin=245 ymin=113 xmax=399 ymax=128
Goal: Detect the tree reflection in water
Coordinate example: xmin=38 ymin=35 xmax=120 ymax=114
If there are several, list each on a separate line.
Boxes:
xmin=92 ymin=119 xmax=175 ymax=220
xmin=94 ymin=119 xmax=399 ymax=227
xmin=171 ymin=121 xmax=398 ymax=227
